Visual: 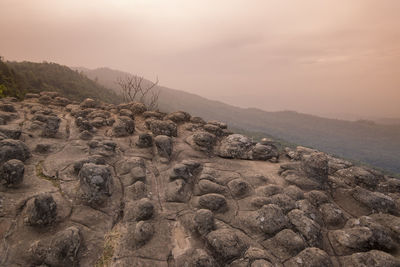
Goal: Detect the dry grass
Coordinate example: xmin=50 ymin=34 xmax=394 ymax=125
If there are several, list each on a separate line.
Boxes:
xmin=95 ymin=229 xmax=121 ymax=267
xmin=35 ymin=161 xmax=62 ymax=192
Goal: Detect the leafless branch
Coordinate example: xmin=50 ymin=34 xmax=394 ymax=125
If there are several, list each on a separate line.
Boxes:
xmin=116 ymin=75 xmax=160 ymax=110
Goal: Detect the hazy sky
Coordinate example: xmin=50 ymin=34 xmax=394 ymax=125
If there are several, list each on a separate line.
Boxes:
xmin=1 ymin=0 xmax=399 ymax=119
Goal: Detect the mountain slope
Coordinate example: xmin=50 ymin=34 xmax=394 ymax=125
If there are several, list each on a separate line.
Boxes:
xmin=76 ymin=67 xmax=400 ymax=174
xmin=1 ymin=61 xmax=122 ymax=103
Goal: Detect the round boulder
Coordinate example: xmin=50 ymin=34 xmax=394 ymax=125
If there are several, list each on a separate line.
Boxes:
xmin=1 ymin=159 xmax=24 ymax=186
xmin=25 ymin=194 xmax=57 ymax=227
xmin=136 ymin=133 xmax=153 ymax=148
xmin=155 ymin=135 xmax=173 ymax=158
xmin=198 ymin=193 xmax=227 ymax=212
xmin=78 ymin=163 xmax=113 ymax=204
xmin=0 ymin=139 xmax=31 ymax=164
xmin=206 ymin=229 xmax=248 ymax=262
xmin=194 ymin=209 xmax=215 ymax=236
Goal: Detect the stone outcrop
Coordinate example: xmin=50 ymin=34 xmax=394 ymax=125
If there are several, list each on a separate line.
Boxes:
xmin=1 ymin=94 xmax=399 ymax=267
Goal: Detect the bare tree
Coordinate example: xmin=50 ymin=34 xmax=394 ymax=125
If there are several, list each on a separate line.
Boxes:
xmin=116 ymin=75 xmax=160 ymax=110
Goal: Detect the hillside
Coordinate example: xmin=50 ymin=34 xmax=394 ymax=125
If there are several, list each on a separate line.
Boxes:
xmin=77 ymin=67 xmax=400 ymax=174
xmin=1 ymin=94 xmax=399 ymax=266
xmin=0 ymin=60 xmax=122 ymax=103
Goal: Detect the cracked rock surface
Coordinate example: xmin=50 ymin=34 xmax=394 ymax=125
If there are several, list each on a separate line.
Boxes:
xmin=0 ymin=94 xmax=400 ymax=267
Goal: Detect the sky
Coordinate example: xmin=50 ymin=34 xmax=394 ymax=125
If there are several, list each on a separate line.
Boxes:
xmin=1 ymin=0 xmax=399 ymax=119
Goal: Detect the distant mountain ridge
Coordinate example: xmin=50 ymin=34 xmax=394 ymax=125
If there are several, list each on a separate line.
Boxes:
xmin=75 ymin=66 xmax=400 ymax=174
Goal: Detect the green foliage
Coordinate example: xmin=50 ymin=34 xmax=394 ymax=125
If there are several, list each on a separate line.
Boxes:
xmin=0 ymin=58 xmax=25 ymax=99
xmin=0 ymin=60 xmax=122 ymax=103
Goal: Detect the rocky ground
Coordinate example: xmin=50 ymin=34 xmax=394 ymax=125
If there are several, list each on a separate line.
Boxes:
xmin=0 ymin=92 xmax=399 ymax=267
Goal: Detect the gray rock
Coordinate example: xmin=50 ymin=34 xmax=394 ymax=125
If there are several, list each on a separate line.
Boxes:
xmin=40 ymin=91 xmax=59 ymax=98
xmin=263 ymin=229 xmax=306 ymax=261
xmin=0 ymin=125 xmax=22 ymax=139
xmin=262 ymin=194 xmax=296 ymax=213
xmin=0 ymin=159 xmax=24 ymax=186
xmin=206 ymin=229 xmax=248 ymax=263
xmin=198 ymin=179 xmax=226 ymax=194
xmin=198 ymin=193 xmax=227 ymax=212
xmin=142 ymin=110 xmax=165 ymax=119
xmin=0 ymin=103 xmax=16 ymax=112
xmin=251 ymin=143 xmax=279 ymax=161
xmin=112 ymin=117 xmax=135 ymax=137
xmin=343 ymin=216 xmax=396 ymax=251
xmin=126 ymin=198 xmax=154 ymax=221
xmin=217 ymin=134 xmax=254 ymax=159
xmin=250 ymin=204 xmax=289 ymax=235
xmin=41 ymin=115 xmax=60 ymax=137
xmin=119 ymin=108 xmax=133 ymax=118
xmin=191 ymin=249 xmax=217 ymax=267
xmin=165 ymin=111 xmax=191 ymax=123
xmin=154 ymin=135 xmax=173 ymax=158
xmin=335 ymin=166 xmax=382 ymax=189
xmin=227 ymin=179 xmax=251 ymax=199
xmin=78 ymin=163 xmax=113 ymax=204
xmin=190 ymin=117 xmax=206 ymax=125
xmin=191 ymin=131 xmax=217 ymax=152
xmin=146 ymin=119 xmax=177 ymax=137
xmin=169 ymin=160 xmax=201 ymax=182
xmin=304 ymin=190 xmax=330 ymax=207
xmin=301 ymin=152 xmax=329 ymax=183
xmin=345 ymin=250 xmax=400 ymax=267
xmin=251 ymin=259 xmax=273 ymax=267
xmin=203 ymin=123 xmax=224 ymax=137
xmin=53 ymin=96 xmax=70 ymax=106
xmin=166 ymin=179 xmax=190 ymax=202
xmin=136 ymin=133 xmax=153 ymax=148
xmin=319 ymin=203 xmax=346 ymax=227
xmin=288 ymin=209 xmax=322 ymax=248
xmin=78 ymin=130 xmax=93 ymax=140
xmin=30 ymin=226 xmax=81 ymax=267
xmin=38 ymin=95 xmax=52 ymax=105
xmin=0 ymin=139 xmax=31 ymax=164
xmin=26 ymin=194 xmax=57 ymax=227
xmin=207 ymin=120 xmax=228 ymax=129
xmin=80 ymin=98 xmax=97 ymax=108
xmin=352 ymin=186 xmax=397 ymax=214
xmin=284 ymin=247 xmax=333 ymax=267
xmin=90 ymin=117 xmax=106 ymax=128
xmin=25 ymin=93 xmax=40 ymax=98
xmin=130 ymin=102 xmax=147 ymax=115
xmin=133 ymin=221 xmax=154 ymax=245
xmin=34 ymin=143 xmax=52 ymax=153
xmin=73 ymin=155 xmax=106 ymax=174
xmin=194 ymin=209 xmax=215 ymax=235
xmin=256 ymin=184 xmax=283 ymax=197
xmin=283 ymin=185 xmax=304 ymax=200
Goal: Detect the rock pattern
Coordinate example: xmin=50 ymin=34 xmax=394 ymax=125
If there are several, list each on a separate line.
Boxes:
xmin=0 ymin=95 xmax=399 ymax=267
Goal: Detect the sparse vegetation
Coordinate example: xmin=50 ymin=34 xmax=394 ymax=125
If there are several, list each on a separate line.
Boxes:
xmin=95 ymin=229 xmax=121 ymax=267
xmin=35 ymin=161 xmax=61 ymax=192
xmin=117 ymin=75 xmax=160 ymax=110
